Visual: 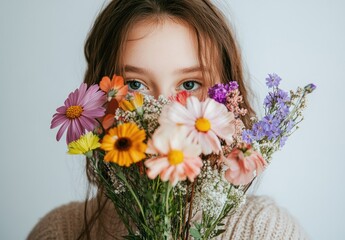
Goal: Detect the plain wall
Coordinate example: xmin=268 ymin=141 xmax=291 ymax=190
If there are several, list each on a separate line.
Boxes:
xmin=0 ymin=0 xmax=344 ymax=239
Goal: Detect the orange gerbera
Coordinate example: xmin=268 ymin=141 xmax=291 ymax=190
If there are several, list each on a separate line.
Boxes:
xmin=100 ymin=75 xmax=128 ymax=102
xmin=100 ymin=123 xmax=147 ymax=167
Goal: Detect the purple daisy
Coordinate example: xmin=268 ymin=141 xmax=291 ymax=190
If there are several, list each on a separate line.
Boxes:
xmin=51 ymin=83 xmax=106 ymax=144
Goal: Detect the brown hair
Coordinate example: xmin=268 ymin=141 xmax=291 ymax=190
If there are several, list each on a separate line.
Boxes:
xmin=80 ymin=0 xmax=254 ymax=238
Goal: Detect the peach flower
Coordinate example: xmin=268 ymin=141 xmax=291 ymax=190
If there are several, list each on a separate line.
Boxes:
xmin=145 ymin=126 xmax=202 ymax=186
xmin=223 ymin=145 xmax=267 ymax=186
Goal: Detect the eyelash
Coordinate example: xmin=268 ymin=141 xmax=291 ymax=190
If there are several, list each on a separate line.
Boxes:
xmin=178 ymin=80 xmax=202 ymax=91
xmin=126 ymin=80 xmax=148 ymax=92
xmin=125 ymin=79 xmax=202 ymax=93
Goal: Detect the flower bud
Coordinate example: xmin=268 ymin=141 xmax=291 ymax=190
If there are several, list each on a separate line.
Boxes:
xmin=304 ymin=83 xmax=316 ymax=93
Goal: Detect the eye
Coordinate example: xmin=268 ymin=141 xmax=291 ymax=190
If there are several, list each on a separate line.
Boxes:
xmin=178 ymin=81 xmax=201 ymax=91
xmin=125 ymin=79 xmax=148 ymax=92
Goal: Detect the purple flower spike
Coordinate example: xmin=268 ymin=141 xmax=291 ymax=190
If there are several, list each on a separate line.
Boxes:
xmin=265 ymin=73 xmax=282 ymax=88
xmin=304 ymin=83 xmax=316 ymax=93
xmin=276 ymin=89 xmax=290 ymax=103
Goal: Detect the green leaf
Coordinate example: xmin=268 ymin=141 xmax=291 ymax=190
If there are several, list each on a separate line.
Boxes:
xmin=213 ymin=229 xmax=226 ymax=236
xmin=190 ymin=228 xmax=202 ymax=239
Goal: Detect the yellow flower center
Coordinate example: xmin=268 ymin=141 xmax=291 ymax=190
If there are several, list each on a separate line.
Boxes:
xmin=195 ymin=118 xmax=211 ymax=132
xmin=168 ymin=150 xmax=184 ymax=165
xmin=115 ymin=137 xmax=132 ymax=151
xmin=66 ymin=105 xmax=83 ymax=119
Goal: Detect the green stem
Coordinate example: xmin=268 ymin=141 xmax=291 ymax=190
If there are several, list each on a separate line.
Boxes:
xmin=279 ymin=89 xmax=307 ymax=128
xmin=178 ymin=190 xmax=183 ymax=240
xmin=90 ymin=157 xmax=137 ymax=235
xmin=185 ymin=180 xmax=196 ymax=240
xmin=164 ymin=183 xmax=172 ymax=239
xmin=116 ymin=170 xmax=148 ymax=227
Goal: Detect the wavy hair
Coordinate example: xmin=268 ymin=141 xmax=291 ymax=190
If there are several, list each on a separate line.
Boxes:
xmin=80 ymin=1 xmax=255 ymax=239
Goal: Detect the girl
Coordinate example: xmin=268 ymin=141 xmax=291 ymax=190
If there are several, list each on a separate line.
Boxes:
xmin=28 ymin=1 xmax=308 ymax=239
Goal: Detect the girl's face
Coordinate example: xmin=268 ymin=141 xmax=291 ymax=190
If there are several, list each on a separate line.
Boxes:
xmin=123 ymin=19 xmax=217 ymax=99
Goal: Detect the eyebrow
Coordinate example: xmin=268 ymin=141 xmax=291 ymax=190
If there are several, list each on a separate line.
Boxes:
xmin=124 ymin=65 xmax=149 ymax=75
xmin=124 ymin=65 xmax=204 ymax=75
xmin=175 ymin=66 xmax=203 ymax=74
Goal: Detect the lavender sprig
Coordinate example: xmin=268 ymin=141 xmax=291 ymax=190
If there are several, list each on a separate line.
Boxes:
xmin=242 ymin=74 xmax=316 ymax=161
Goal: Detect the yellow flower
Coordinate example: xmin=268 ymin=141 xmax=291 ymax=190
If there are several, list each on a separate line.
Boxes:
xmin=100 ymin=123 xmax=147 ymax=167
xmin=119 ymin=92 xmax=144 ymax=114
xmin=68 ymin=132 xmax=101 ymax=156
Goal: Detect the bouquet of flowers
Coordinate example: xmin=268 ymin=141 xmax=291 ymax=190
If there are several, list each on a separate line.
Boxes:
xmin=51 ymin=73 xmax=315 ymax=239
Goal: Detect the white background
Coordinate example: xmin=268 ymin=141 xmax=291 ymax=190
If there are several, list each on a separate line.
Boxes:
xmin=1 ymin=0 xmax=344 ymax=239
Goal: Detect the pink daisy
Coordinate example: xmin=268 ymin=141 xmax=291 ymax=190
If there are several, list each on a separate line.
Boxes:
xmin=223 ymin=145 xmax=267 ymax=186
xmin=145 ymin=126 xmax=202 ymax=186
xmin=160 ymin=96 xmax=235 ymax=155
xmin=51 ymin=83 xmax=106 ymax=143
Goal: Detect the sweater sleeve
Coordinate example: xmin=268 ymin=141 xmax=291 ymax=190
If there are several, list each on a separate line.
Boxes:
xmin=27 ymin=196 xmax=308 ymax=240
xmin=27 ymin=202 xmax=84 ymax=240
xmin=221 ymin=195 xmax=309 ymax=240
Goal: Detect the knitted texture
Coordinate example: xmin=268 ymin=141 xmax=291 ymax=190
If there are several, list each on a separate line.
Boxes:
xmin=27 ymin=195 xmax=309 ymax=240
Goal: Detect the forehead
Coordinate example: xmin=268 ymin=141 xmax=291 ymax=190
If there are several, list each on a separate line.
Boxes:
xmin=123 ymin=18 xmax=200 ymax=70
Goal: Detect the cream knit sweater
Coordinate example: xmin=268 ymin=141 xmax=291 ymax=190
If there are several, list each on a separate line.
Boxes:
xmin=28 ymin=195 xmax=308 ymax=240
